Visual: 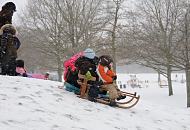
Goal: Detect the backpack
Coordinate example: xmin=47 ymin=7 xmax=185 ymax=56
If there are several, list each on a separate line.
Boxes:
xmin=63 ymin=52 xmax=84 ymax=81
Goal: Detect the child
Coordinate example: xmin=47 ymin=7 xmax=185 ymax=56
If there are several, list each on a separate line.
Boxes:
xmin=75 ymin=48 xmax=99 ymax=98
xmin=96 ymin=55 xmax=126 ymax=106
xmin=16 ymin=59 xmax=27 ymax=77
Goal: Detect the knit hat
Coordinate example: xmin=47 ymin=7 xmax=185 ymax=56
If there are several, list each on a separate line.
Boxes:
xmin=84 ymin=48 xmax=95 ymax=59
xmin=0 ymin=24 xmax=16 ymax=35
xmin=2 ymin=2 xmax=16 ymax=11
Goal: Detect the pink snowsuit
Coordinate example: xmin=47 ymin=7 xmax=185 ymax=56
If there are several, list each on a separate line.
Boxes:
xmin=63 ymin=52 xmax=84 ymax=80
xmin=30 ymin=74 xmax=48 ymax=80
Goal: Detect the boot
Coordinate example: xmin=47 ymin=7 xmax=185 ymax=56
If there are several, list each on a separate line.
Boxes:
xmin=117 ymin=95 xmax=126 ymax=101
xmin=109 ymin=100 xmax=117 ymax=106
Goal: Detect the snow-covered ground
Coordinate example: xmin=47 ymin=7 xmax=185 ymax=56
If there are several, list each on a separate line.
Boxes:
xmin=0 ymin=74 xmax=190 ymax=130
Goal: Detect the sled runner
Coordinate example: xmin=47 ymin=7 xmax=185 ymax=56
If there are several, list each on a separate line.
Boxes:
xmin=96 ymin=92 xmax=140 ymax=109
xmin=62 ymin=81 xmax=140 ymax=109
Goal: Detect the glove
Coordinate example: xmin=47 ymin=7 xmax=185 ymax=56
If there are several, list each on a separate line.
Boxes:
xmin=112 ymin=75 xmax=117 ymax=81
xmin=22 ymin=73 xmax=28 ymax=77
xmin=85 ymin=71 xmax=93 ymax=80
xmin=72 ymin=69 xmax=78 ymax=75
xmin=95 ymin=80 xmax=104 ymax=86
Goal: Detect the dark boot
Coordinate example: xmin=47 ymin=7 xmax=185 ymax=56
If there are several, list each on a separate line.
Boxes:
xmin=117 ymin=95 xmax=126 ymax=101
xmin=88 ymin=96 xmax=96 ymax=102
xmin=109 ymin=100 xmax=117 ymax=106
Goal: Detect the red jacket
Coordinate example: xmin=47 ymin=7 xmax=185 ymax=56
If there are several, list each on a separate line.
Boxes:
xmin=96 ymin=64 xmax=116 ymax=83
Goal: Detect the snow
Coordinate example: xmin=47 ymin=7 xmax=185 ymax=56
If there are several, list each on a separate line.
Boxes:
xmin=0 ymin=74 xmax=190 ymax=130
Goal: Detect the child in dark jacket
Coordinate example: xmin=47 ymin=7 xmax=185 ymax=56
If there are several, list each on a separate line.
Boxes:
xmin=75 ymin=48 xmax=100 ymax=99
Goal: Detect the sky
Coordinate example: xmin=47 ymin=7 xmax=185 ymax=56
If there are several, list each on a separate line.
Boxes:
xmin=0 ymin=0 xmax=137 ymax=25
xmin=0 ymin=73 xmax=190 ymax=130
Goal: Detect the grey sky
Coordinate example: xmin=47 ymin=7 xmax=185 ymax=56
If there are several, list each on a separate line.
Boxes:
xmin=0 ymin=0 xmax=137 ymax=25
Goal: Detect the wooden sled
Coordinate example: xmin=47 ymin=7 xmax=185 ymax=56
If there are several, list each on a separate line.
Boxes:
xmin=76 ymin=73 xmax=140 ymax=109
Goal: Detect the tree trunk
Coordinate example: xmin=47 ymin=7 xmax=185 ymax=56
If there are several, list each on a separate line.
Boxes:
xmin=111 ymin=0 xmax=120 ymax=72
xmin=185 ymin=68 xmax=190 ymax=108
xmin=111 ymin=31 xmax=116 ymax=71
xmin=58 ymin=67 xmax=62 ymax=82
xmin=167 ymin=65 xmax=173 ymax=96
xmin=158 ymin=71 xmax=161 ymax=85
xmin=57 ymin=56 xmax=63 ymax=82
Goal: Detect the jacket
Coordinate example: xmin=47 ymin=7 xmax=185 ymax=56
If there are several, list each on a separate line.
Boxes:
xmin=96 ymin=64 xmax=116 ymax=83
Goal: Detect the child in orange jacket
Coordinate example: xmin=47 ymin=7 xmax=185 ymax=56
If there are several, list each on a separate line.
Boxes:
xmin=96 ymin=55 xmax=125 ymax=106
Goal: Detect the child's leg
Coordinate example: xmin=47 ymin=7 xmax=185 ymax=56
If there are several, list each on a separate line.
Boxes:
xmin=100 ymin=84 xmax=119 ymax=100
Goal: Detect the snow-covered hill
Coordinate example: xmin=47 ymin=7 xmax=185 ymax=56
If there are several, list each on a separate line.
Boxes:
xmin=0 ymin=75 xmax=190 ymax=130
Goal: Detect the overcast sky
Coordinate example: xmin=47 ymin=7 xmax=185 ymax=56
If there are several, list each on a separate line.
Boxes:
xmin=0 ymin=0 xmax=137 ymax=25
xmin=0 ymin=0 xmax=28 ymax=24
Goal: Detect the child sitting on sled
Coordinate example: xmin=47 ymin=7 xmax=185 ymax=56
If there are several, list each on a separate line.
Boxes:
xmin=96 ymin=55 xmax=126 ymax=106
xmin=16 ymin=59 xmax=27 ymax=77
xmin=63 ymin=48 xmax=98 ymax=96
xmin=75 ymin=48 xmax=99 ymax=98
xmin=63 ymin=51 xmax=84 ymax=92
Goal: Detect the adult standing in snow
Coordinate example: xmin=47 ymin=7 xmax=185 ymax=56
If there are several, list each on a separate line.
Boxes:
xmin=0 ymin=2 xmax=21 ymax=76
xmin=0 ymin=24 xmax=20 ymax=75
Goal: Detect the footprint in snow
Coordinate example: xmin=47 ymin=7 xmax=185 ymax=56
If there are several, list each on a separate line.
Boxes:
xmin=155 ymin=120 xmax=162 ymax=123
xmin=114 ymin=126 xmax=129 ymax=130
xmin=71 ymin=126 xmax=87 ymax=130
xmin=51 ymin=124 xmax=59 ymax=129
xmin=84 ymin=108 xmax=92 ymax=112
xmin=19 ymin=95 xmax=33 ymax=100
xmin=13 ymin=87 xmax=19 ymax=90
xmin=35 ymin=91 xmax=42 ymax=95
xmin=104 ymin=121 xmax=111 ymax=125
xmin=49 ymin=85 xmax=54 ymax=88
xmin=56 ymin=98 xmax=63 ymax=102
xmin=34 ymin=108 xmax=46 ymax=113
xmin=27 ymin=86 xmax=31 ymax=89
xmin=37 ymin=85 xmax=43 ymax=87
xmin=64 ymin=114 xmax=80 ymax=121
xmin=7 ymin=120 xmax=22 ymax=124
xmin=1 ymin=121 xmax=9 ymax=125
xmin=130 ymin=111 xmax=136 ymax=114
xmin=182 ymin=125 xmax=188 ymax=130
xmin=45 ymin=89 xmax=54 ymax=93
xmin=136 ymin=126 xmax=143 ymax=130
xmin=0 ymin=94 xmax=7 ymax=97
xmin=52 ymin=93 xmax=63 ymax=97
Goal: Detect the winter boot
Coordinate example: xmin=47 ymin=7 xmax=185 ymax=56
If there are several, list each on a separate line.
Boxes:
xmin=109 ymin=100 xmax=117 ymax=107
xmin=117 ymin=95 xmax=126 ymax=101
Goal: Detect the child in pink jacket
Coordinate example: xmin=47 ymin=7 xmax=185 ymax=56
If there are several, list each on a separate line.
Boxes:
xmin=16 ymin=60 xmax=27 ymax=77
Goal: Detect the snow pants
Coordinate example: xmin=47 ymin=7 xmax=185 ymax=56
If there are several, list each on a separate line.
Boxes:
xmin=99 ymin=83 xmax=122 ymax=100
xmin=0 ymin=57 xmax=16 ymax=76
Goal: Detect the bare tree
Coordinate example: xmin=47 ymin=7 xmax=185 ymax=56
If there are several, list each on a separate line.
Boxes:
xmin=126 ymin=0 xmax=182 ymax=96
xmin=103 ymin=0 xmax=125 ymax=71
xmin=172 ymin=1 xmax=190 ymax=107
xmin=19 ymin=0 xmax=107 ymax=81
